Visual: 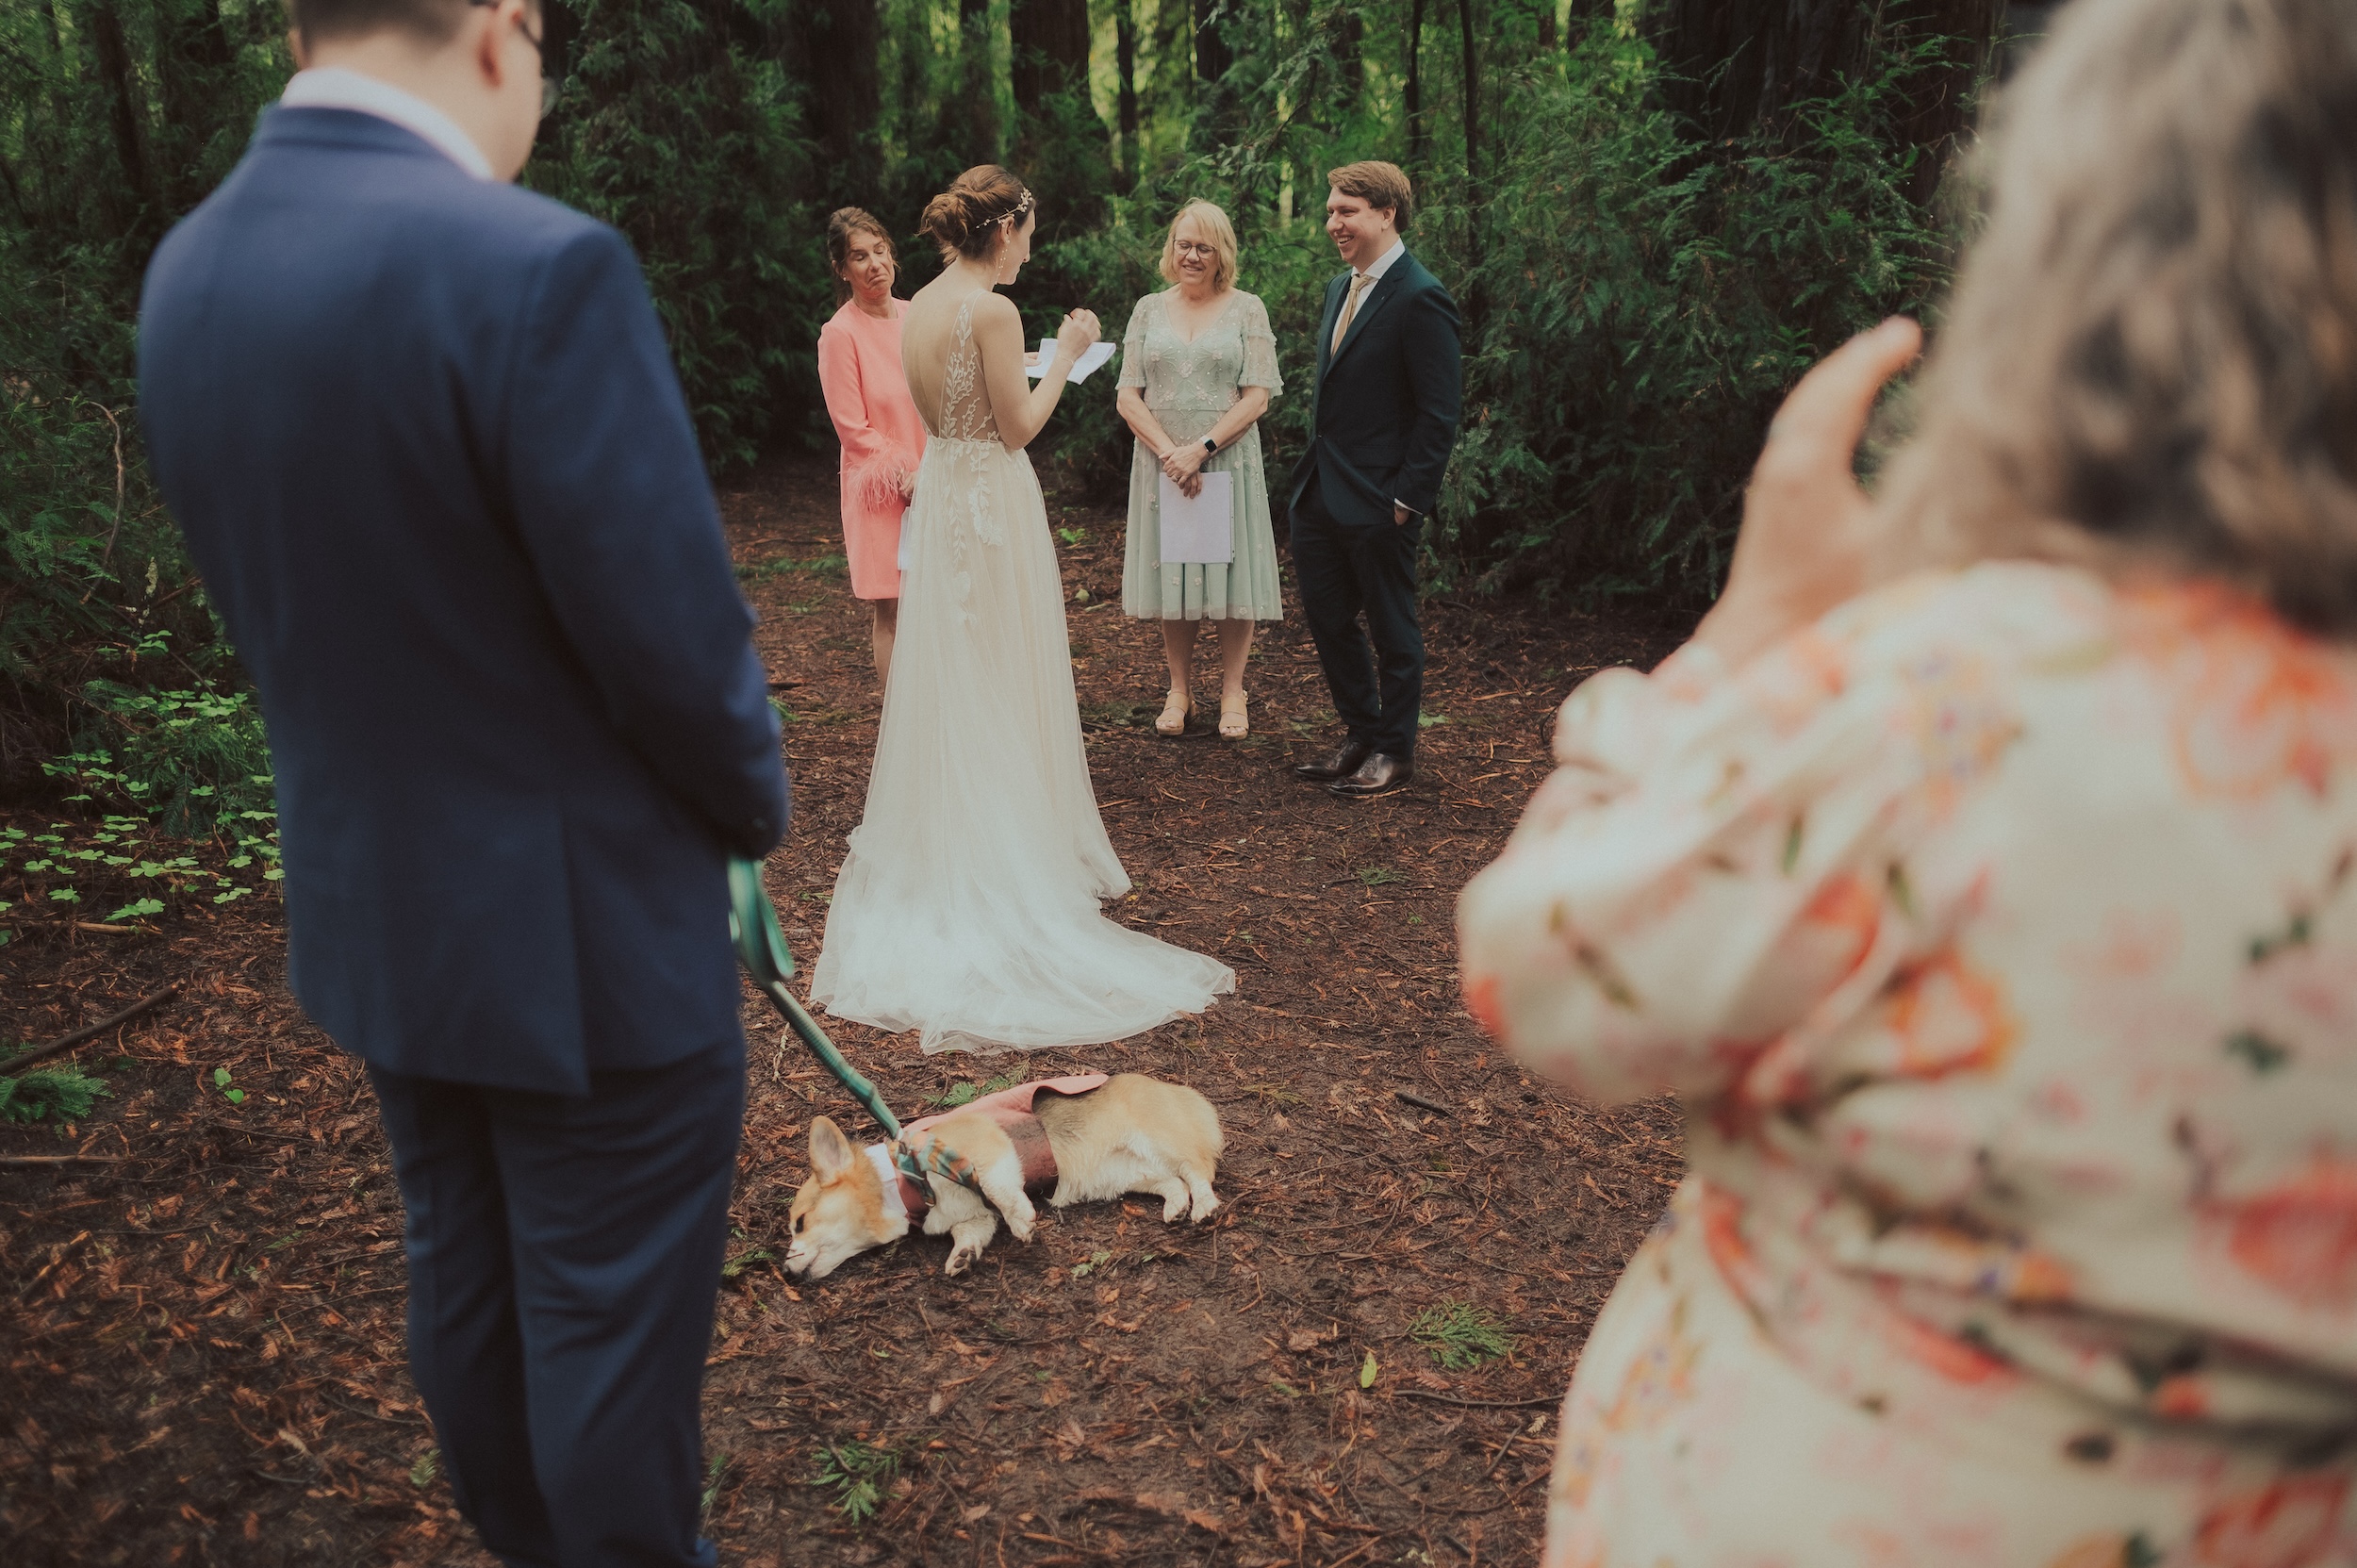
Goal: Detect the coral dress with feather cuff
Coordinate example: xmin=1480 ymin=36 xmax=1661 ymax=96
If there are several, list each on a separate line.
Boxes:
xmin=817 ymin=297 xmax=925 ymax=599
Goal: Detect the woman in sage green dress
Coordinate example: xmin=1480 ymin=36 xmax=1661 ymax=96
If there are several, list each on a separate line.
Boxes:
xmin=1115 ymin=201 xmax=1284 ymax=740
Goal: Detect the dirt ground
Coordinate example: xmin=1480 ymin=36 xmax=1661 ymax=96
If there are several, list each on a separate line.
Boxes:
xmin=0 ymin=454 xmax=1695 ymax=1567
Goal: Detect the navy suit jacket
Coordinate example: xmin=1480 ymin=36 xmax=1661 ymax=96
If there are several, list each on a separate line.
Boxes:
xmin=1286 ymin=247 xmax=1463 ymax=532
xmin=140 ymin=108 xmax=788 ymax=1095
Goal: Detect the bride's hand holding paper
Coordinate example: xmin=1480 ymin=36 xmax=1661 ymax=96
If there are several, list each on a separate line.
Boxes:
xmin=1027 ymin=307 xmax=1115 ymax=383
xmin=1058 ymin=306 xmax=1101 ymax=353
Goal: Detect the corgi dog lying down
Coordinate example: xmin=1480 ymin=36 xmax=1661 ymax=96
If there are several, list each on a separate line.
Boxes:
xmin=783 ymin=1073 xmax=1223 ymax=1280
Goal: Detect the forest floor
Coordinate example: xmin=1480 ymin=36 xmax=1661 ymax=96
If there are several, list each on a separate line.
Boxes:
xmin=0 ymin=454 xmax=1695 ymax=1568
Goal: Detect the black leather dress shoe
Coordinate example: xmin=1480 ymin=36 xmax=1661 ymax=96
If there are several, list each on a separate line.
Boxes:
xmin=1328 ymin=751 xmax=1414 ymax=797
xmin=1292 ymin=739 xmax=1372 ymax=782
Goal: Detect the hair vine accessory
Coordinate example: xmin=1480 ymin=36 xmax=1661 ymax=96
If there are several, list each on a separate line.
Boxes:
xmin=997 ymin=190 xmax=1036 ymax=229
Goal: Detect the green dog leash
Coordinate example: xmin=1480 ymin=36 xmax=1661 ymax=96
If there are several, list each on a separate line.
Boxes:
xmin=726 ymin=856 xmax=980 ymax=1197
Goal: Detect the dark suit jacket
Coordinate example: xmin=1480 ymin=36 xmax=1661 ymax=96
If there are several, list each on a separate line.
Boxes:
xmin=1287 ymin=247 xmax=1463 ymax=531
xmin=139 ymin=108 xmax=788 ymax=1095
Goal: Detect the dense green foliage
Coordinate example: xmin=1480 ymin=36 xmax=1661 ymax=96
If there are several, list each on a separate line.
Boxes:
xmin=531 ymin=0 xmax=830 ymax=468
xmin=1 ymin=0 xmax=1980 ymax=821
xmin=0 ymin=0 xmax=822 ymax=805
xmin=0 ymin=0 xmax=283 ymax=804
xmin=1024 ymin=17 xmax=1952 ymax=598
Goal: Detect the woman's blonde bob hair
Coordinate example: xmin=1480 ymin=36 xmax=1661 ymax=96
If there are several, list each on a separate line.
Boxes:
xmin=1876 ymin=0 xmax=2357 ymax=636
xmin=1159 ymin=201 xmax=1240 ymax=292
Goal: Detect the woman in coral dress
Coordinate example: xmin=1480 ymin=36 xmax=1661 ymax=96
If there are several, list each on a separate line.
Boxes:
xmin=816 ymin=207 xmax=926 ymax=684
xmin=1459 ymin=2 xmax=2357 ymax=1563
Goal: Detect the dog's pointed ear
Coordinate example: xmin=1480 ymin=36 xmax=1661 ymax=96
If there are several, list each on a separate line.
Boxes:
xmin=809 ymin=1116 xmax=857 ymax=1180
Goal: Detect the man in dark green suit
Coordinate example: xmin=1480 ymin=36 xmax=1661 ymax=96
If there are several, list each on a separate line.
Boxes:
xmin=1285 ymin=160 xmax=1463 ymax=797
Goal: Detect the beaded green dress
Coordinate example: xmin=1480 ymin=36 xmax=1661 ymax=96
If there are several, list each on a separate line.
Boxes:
xmin=1118 ymin=289 xmax=1285 ymax=620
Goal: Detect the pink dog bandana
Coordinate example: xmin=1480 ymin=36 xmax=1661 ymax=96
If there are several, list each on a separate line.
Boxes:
xmin=867 ymin=1073 xmax=1110 ymax=1222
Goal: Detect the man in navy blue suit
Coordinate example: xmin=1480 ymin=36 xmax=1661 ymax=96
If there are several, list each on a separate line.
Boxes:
xmin=1286 ymin=161 xmax=1462 ymax=798
xmin=138 ymin=2 xmax=786 ymax=1563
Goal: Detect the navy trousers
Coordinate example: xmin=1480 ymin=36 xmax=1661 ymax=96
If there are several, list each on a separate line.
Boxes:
xmin=369 ymin=1045 xmax=745 ymax=1568
xmin=1289 ymin=487 xmax=1426 ymax=759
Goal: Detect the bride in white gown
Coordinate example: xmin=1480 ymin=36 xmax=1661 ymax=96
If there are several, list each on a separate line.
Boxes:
xmin=811 ymin=165 xmax=1236 ymax=1053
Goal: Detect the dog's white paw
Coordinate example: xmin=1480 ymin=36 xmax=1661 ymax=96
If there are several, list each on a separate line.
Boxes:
xmin=1190 ymin=1191 xmax=1221 ymax=1224
xmin=1162 ymin=1194 xmax=1189 ymax=1223
xmin=945 ymin=1245 xmax=979 ymax=1276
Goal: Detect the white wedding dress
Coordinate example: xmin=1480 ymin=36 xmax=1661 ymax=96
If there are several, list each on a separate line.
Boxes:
xmin=810 ymin=292 xmax=1235 ymax=1053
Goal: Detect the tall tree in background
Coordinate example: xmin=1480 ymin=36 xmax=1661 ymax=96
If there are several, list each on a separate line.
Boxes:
xmin=955 ymin=0 xmax=1000 ymax=166
xmin=1404 ymin=0 xmax=1426 ymax=167
xmin=1335 ymin=3 xmax=1365 ymax=104
xmin=1011 ymin=0 xmax=1113 ymax=233
xmin=1194 ymin=0 xmax=1240 ymax=143
xmin=784 ymin=0 xmax=882 ymax=203
xmin=1457 ymin=0 xmax=1479 ymax=184
xmin=1114 ymin=0 xmax=1141 ymax=182
xmin=1647 ymin=0 xmax=2009 ymax=206
xmin=1194 ymin=0 xmax=1234 ymax=81
xmin=86 ymin=0 xmax=157 ymax=236
xmin=1011 ymin=0 xmax=1092 ymax=104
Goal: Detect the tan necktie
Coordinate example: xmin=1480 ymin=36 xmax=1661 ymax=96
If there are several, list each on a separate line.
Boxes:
xmin=1330 ymin=272 xmax=1373 ymax=356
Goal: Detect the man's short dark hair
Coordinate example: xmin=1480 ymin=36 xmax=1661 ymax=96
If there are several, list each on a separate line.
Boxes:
xmin=284 ymin=0 xmax=474 ymax=45
xmin=1327 ymin=161 xmax=1414 ymax=233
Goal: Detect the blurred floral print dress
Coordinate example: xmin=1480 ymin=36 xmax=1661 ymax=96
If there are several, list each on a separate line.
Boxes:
xmin=1458 ymin=562 xmax=2357 ymax=1568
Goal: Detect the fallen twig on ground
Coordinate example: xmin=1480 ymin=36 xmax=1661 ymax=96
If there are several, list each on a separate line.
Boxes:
xmin=5 ymin=981 xmax=183 ymax=1071
xmin=1394 ymin=1391 xmax=1561 ymax=1411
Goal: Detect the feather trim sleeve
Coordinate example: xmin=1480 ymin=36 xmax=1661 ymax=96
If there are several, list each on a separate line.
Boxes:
xmin=817 ymin=320 xmax=912 ymax=509
xmin=844 ymin=451 xmax=912 ymax=510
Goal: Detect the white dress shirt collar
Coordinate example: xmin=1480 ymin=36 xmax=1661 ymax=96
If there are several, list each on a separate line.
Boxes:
xmin=280 ymin=67 xmax=495 ymax=181
xmin=1354 ymin=237 xmax=1406 ymax=282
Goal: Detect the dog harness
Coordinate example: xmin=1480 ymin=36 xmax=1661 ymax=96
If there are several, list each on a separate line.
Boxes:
xmin=724 ymin=861 xmax=1109 ymax=1223
xmin=864 ymin=1073 xmax=1109 ymax=1223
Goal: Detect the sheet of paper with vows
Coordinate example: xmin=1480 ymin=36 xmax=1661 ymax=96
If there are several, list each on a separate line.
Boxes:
xmin=1157 ymin=470 xmax=1234 ymax=564
xmin=1025 ymin=338 xmax=1118 ymax=383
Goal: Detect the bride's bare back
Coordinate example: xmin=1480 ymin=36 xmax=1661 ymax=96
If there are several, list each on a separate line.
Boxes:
xmin=901 ymin=269 xmax=1102 ymax=454
xmin=899 ymin=279 xmax=1004 ymax=443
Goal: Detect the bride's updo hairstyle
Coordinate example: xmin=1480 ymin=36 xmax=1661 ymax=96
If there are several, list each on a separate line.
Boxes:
xmin=920 ymin=166 xmax=1036 ymax=260
xmin=1876 ymin=0 xmax=2357 ymax=636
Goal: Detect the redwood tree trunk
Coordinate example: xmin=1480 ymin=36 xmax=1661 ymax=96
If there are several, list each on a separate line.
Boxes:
xmin=1458 ymin=0 xmax=1480 ymax=183
xmin=155 ymin=0 xmax=236 ymax=211
xmin=1010 ymin=0 xmax=1094 ymax=105
xmin=957 ymin=0 xmax=999 ymax=166
xmin=1114 ymin=0 xmax=1140 ymax=179
xmin=1405 ymin=0 xmax=1426 ymax=167
xmin=786 ymin=0 xmax=882 ymax=202
xmin=1336 ymin=7 xmax=1365 ymax=103
xmin=83 ymin=0 xmax=153 ymax=228
xmin=1194 ymin=0 xmax=1234 ymax=85
xmin=1012 ymin=0 xmax=1112 ymax=234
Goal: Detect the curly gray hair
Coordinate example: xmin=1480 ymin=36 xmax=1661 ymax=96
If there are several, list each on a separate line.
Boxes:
xmin=1878 ymin=0 xmax=2357 ymax=636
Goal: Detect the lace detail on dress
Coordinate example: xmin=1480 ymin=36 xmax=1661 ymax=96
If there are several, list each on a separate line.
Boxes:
xmin=1126 ymin=290 xmax=1283 ymax=412
xmin=932 ymin=292 xmax=999 ymax=444
xmin=811 ymin=293 xmax=1236 ymax=1053
xmin=900 ymin=290 xmax=1012 ymax=617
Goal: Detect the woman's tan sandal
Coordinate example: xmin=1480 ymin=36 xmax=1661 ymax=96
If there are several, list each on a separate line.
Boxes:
xmin=1218 ymin=694 xmax=1248 ymax=739
xmin=1155 ymin=690 xmax=1192 ymax=736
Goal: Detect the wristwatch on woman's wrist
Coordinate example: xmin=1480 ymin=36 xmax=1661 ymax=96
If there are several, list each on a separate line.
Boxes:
xmin=1201 ymin=437 xmax=1218 ymax=457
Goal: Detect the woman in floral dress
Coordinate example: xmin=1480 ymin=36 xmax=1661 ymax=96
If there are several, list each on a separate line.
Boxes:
xmin=1458 ymin=1 xmax=2357 ymax=1562
xmin=1114 ymin=201 xmax=1284 ymax=739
